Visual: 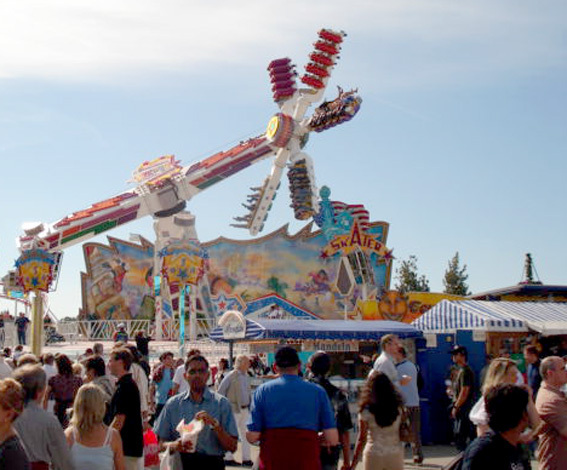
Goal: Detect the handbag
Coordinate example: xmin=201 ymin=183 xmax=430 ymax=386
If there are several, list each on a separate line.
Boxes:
xmin=399 ymin=407 xmax=413 ymax=443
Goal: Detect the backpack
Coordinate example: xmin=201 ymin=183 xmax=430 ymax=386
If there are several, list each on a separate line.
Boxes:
xmin=416 ymin=365 xmax=425 ymax=392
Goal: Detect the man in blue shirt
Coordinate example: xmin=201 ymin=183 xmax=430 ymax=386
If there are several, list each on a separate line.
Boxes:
xmin=150 ymin=351 xmax=175 ymax=424
xmin=15 ymin=313 xmax=30 ymax=345
xmin=394 ymin=346 xmax=424 ymax=464
xmin=246 ymin=346 xmax=338 ymax=470
xmin=114 ymin=323 xmax=128 ymax=343
xmin=154 ymin=354 xmax=238 ymax=470
xmin=523 ymin=345 xmax=542 ymax=398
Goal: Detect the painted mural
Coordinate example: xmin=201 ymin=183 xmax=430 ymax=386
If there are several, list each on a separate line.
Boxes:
xmin=355 ymin=291 xmax=465 ymax=322
xmin=80 ymin=187 xmax=395 ymax=321
xmin=80 ymin=237 xmax=156 ymax=320
xmin=205 ymin=221 xmax=389 ymax=319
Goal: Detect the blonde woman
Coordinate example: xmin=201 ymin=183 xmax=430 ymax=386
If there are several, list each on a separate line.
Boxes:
xmin=469 ymin=357 xmax=541 ymax=438
xmin=65 ymin=384 xmax=125 ymax=470
xmin=0 ymin=378 xmax=29 ymax=469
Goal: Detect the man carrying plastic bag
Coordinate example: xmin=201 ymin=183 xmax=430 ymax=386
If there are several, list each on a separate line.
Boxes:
xmin=154 ymin=353 xmax=238 ymax=470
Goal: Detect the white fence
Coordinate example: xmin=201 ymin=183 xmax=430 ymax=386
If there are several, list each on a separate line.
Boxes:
xmin=56 ymin=318 xmax=212 ymax=342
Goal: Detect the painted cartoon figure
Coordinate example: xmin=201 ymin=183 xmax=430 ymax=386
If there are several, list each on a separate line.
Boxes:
xmin=294 ymin=269 xmax=331 ymax=295
xmin=101 ymin=258 xmax=127 ymax=293
xmin=378 ymin=291 xmax=409 ymax=321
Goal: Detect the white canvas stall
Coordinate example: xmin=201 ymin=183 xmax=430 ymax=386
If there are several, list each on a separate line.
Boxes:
xmin=412 ymin=300 xmax=527 ymax=333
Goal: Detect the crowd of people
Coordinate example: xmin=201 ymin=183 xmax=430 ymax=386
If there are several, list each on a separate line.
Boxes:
xmin=0 ymin=332 xmax=565 ymax=469
xmin=0 ymin=335 xmax=274 ymax=470
xmin=445 ymin=344 xmax=567 ymax=470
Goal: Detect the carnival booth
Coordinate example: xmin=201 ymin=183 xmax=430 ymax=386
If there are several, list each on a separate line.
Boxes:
xmin=210 ymin=314 xmax=423 ymax=377
xmin=412 ymin=299 xmax=567 ymax=443
xmin=210 ymin=312 xmax=430 ymax=441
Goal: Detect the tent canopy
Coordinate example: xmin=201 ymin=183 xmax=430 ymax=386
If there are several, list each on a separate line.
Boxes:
xmin=209 ymin=318 xmax=265 ymax=342
xmin=209 ymin=319 xmax=422 ymax=342
xmin=413 ymin=300 xmax=567 ymax=336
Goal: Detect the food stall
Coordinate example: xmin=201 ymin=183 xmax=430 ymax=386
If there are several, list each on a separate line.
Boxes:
xmin=210 ymin=313 xmax=423 ymax=378
xmin=412 ymin=299 xmax=567 ymax=443
xmin=210 ymin=311 xmax=425 ymax=442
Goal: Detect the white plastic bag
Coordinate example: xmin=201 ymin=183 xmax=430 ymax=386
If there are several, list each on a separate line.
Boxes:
xmin=159 ymin=448 xmax=182 ymax=470
xmin=175 ymin=418 xmax=204 ymax=453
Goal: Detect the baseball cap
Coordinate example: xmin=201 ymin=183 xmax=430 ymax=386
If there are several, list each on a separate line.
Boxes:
xmin=450 ymin=345 xmax=467 ymax=355
xmin=309 ymin=351 xmax=331 ymax=376
xmin=275 ymin=346 xmax=300 ymax=368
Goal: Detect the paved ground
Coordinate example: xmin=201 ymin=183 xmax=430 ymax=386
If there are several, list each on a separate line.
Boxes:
xmin=225 ymin=444 xmax=539 ymax=469
xmin=225 ymin=445 xmax=464 ymax=468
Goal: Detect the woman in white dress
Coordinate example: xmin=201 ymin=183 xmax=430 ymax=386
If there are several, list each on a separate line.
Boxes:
xmin=65 ymin=384 xmax=125 ymax=470
xmin=349 ymin=371 xmax=404 ymax=470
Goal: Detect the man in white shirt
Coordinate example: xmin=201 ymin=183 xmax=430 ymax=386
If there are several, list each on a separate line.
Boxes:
xmin=125 ymin=345 xmax=149 ymax=420
xmin=42 ymin=353 xmax=57 ymax=380
xmin=372 ymin=334 xmax=411 ymax=388
xmin=172 ymin=359 xmax=190 ymax=395
xmin=171 ymin=349 xmax=213 ymax=396
xmin=218 ymin=355 xmax=253 ymax=467
xmin=42 ymin=353 xmax=57 ymax=413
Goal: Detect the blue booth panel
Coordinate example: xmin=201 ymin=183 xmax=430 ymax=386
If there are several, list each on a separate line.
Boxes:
xmin=417 ymin=331 xmax=486 ymax=444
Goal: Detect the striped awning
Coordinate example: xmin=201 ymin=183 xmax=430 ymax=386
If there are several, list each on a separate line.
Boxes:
xmin=412 ymin=300 xmax=527 ymax=333
xmin=209 ymin=319 xmax=422 ymax=342
xmin=209 ymin=318 xmax=265 ymax=342
xmin=480 ymin=301 xmax=567 ymax=335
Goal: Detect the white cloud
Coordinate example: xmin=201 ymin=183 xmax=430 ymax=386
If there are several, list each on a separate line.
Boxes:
xmin=0 ymin=0 xmax=564 ymax=88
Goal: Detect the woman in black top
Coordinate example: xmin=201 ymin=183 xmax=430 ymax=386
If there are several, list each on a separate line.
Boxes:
xmin=0 ymin=378 xmax=30 ymax=469
xmin=135 ymin=331 xmax=151 ymax=362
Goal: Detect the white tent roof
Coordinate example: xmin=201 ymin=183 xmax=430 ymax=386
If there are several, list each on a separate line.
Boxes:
xmin=412 ymin=300 xmax=567 ymax=336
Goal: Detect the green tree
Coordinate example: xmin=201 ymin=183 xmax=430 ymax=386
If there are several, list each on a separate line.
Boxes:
xmin=267 ymin=276 xmax=288 ymax=298
xmin=394 ymin=255 xmax=430 ymax=293
xmin=443 ymin=252 xmax=470 ymax=296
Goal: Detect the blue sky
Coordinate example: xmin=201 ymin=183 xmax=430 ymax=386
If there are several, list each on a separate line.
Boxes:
xmin=0 ymin=1 xmax=565 ymax=317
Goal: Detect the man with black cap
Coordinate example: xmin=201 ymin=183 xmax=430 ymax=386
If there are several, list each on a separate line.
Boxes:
xmin=450 ymin=345 xmax=476 ymax=452
xmin=307 ymin=351 xmax=353 ymax=470
xmin=246 ymin=346 xmax=339 ymax=470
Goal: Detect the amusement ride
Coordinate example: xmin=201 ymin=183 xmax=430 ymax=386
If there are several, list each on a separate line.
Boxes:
xmin=6 ymin=29 xmax=363 ymax=355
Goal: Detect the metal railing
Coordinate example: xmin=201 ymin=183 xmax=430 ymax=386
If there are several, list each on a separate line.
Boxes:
xmin=56 ymin=318 xmax=212 ymax=341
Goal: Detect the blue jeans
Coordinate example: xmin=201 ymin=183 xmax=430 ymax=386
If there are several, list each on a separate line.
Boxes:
xmin=17 ymin=330 xmax=26 ymax=345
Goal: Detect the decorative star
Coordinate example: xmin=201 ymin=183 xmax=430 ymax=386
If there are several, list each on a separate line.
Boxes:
xmin=382 ymin=249 xmax=394 ymax=265
xmin=212 ymin=292 xmax=246 ymax=315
